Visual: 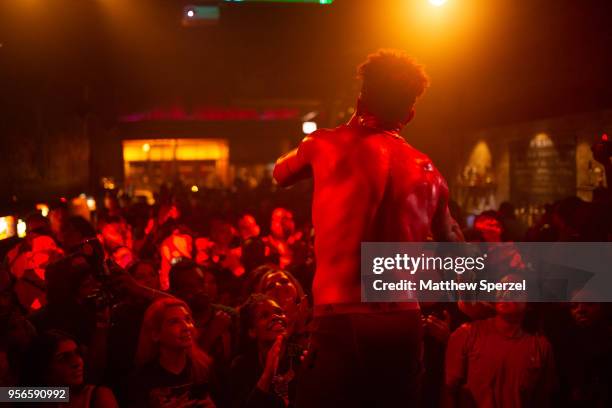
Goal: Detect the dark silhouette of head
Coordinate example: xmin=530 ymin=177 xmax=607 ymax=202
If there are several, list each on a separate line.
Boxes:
xmin=357 ymin=49 xmax=429 ymax=128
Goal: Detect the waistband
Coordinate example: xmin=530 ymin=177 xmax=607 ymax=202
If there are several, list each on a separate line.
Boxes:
xmin=313 ymin=302 xmax=419 ymax=317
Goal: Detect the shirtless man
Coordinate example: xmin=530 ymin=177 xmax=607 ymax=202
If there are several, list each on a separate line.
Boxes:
xmin=274 ymin=50 xmax=463 ymax=407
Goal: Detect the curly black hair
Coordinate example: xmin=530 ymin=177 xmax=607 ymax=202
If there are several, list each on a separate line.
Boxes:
xmin=357 ymin=49 xmax=429 ymax=126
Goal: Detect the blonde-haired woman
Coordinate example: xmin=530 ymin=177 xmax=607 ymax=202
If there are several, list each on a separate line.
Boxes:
xmin=129 ymin=297 xmax=216 ymax=408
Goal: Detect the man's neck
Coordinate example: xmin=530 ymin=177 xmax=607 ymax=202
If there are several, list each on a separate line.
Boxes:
xmin=348 ymin=111 xmax=403 ymax=134
xmin=347 ymin=113 xmax=360 ymax=127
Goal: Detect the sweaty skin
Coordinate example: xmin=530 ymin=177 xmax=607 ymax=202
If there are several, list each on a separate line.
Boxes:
xmin=273 ymin=115 xmax=463 ymax=306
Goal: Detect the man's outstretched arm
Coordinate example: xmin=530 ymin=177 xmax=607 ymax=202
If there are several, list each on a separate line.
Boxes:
xmin=273 ymin=135 xmax=314 ymax=187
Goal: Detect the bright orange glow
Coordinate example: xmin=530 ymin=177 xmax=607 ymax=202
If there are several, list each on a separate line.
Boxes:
xmin=134 ymin=189 xmax=156 ymax=205
xmin=102 ymin=177 xmax=116 ymax=190
xmin=302 ymin=121 xmax=317 ymax=135
xmin=36 ymin=203 xmax=50 ymax=217
xmin=530 ymin=133 xmax=553 ymax=148
xmin=70 ymin=197 xmax=94 ymax=221
xmin=0 ymin=216 xmax=16 ymax=240
xmin=388 ymin=0 xmax=487 ymax=76
xmin=429 ymin=0 xmax=447 ymax=6
xmin=17 ymin=219 xmax=26 ymax=238
xmin=86 ymin=197 xmax=97 ymax=211
xmin=465 ymin=140 xmax=493 ymax=176
xmin=123 ymin=138 xmax=229 ymax=162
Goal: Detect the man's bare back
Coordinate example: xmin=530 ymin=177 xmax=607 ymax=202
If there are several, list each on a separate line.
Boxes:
xmin=274 ymin=117 xmax=463 ymax=305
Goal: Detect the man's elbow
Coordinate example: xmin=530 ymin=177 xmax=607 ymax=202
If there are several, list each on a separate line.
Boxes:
xmin=447 ymin=222 xmax=466 ymax=242
xmin=433 ymin=215 xmax=465 ymax=242
xmin=273 ymin=162 xmax=289 ymax=187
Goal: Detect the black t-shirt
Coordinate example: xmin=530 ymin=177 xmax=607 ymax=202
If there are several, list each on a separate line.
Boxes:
xmin=230 ymin=350 xmax=296 ymax=408
xmin=128 ymin=358 xmax=210 ymax=408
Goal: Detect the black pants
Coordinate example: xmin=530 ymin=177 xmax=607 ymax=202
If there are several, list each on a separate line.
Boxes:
xmin=296 ymin=310 xmax=423 ymax=408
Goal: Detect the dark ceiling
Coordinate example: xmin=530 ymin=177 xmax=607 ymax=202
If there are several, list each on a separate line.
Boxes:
xmin=1 ymin=0 xmax=612 ymax=133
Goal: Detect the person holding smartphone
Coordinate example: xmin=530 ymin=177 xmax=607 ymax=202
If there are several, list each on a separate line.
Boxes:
xmin=231 ymin=294 xmax=306 ymax=408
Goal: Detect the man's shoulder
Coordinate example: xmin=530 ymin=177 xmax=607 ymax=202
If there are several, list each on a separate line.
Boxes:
xmin=393 ymin=139 xmax=430 ymax=161
xmin=306 ymin=126 xmax=344 ymax=141
xmin=298 ymin=126 xmax=347 ymax=156
xmin=393 ymin=142 xmax=445 ymax=178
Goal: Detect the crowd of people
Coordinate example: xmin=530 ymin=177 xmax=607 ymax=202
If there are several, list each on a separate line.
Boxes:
xmin=0 ymin=178 xmax=610 ymax=407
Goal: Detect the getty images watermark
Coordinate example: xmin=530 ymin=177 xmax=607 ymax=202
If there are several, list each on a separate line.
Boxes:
xmin=361 ymin=242 xmax=612 ymax=302
xmin=371 ymin=252 xmax=527 ymax=293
